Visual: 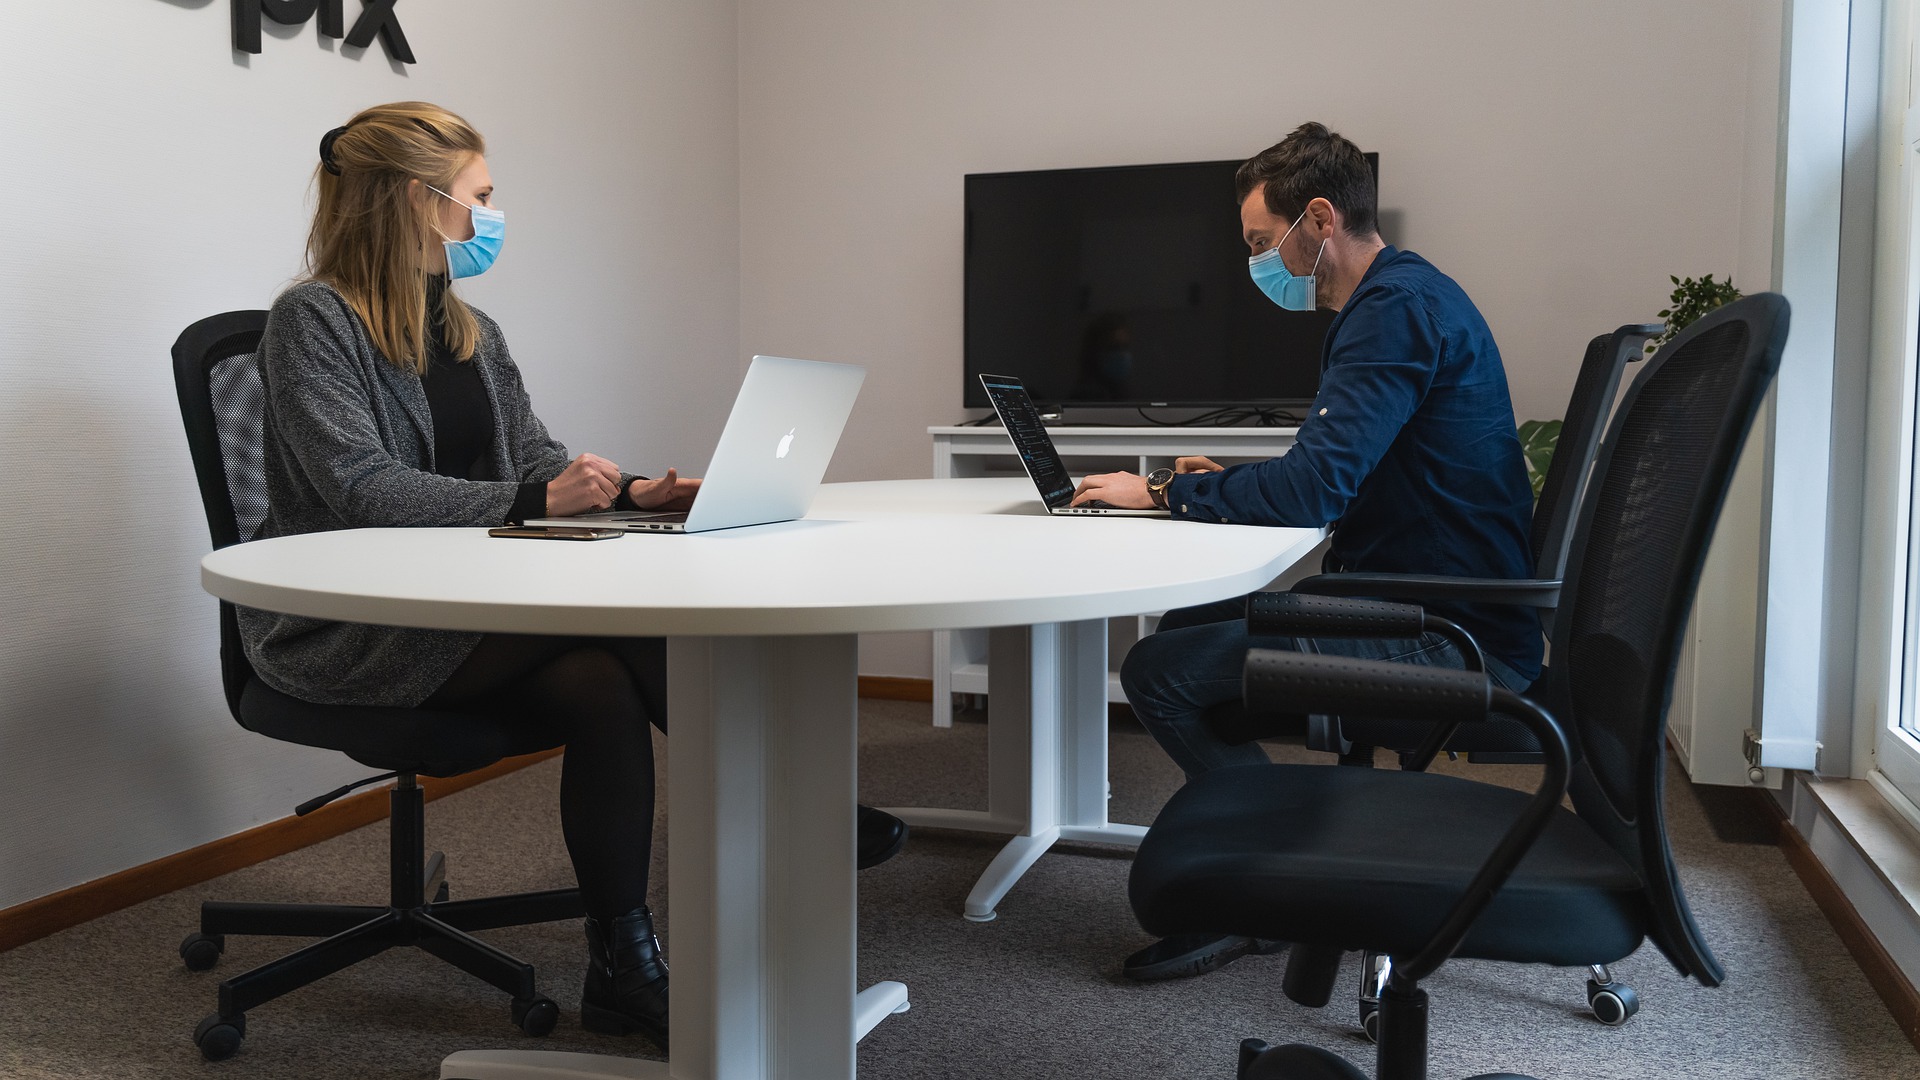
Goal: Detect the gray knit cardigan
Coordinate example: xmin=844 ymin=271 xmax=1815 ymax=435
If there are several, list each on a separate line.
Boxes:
xmin=237 ymin=281 xmax=613 ymax=708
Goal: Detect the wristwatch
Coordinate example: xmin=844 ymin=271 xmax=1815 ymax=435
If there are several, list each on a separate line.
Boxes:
xmin=1145 ymin=467 xmax=1175 ymax=510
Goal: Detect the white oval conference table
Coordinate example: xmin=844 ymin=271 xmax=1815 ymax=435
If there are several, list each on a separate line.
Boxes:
xmin=201 ymin=477 xmax=1323 ymax=1080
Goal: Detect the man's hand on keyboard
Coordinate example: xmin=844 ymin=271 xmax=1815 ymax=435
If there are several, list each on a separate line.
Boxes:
xmin=1071 ymin=471 xmax=1152 ymax=509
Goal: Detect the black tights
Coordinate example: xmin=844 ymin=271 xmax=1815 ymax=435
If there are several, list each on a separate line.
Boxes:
xmin=424 ymin=634 xmax=666 ymax=923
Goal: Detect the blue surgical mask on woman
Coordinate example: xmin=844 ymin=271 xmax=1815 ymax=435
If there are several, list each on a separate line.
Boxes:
xmin=427 ymin=184 xmax=505 ymax=280
xmin=1248 ymin=208 xmax=1325 ymax=311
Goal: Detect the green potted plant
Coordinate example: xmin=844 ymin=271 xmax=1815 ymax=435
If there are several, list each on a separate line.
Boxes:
xmin=1517 ymin=417 xmax=1562 ymax=500
xmin=1652 ymin=273 xmax=1743 ymax=352
xmin=1517 ymin=274 xmax=1743 ymax=500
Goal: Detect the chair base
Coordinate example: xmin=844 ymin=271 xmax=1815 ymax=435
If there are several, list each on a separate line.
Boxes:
xmin=181 ymin=776 xmax=586 ymax=1061
xmin=1239 ymin=1039 xmax=1373 ymax=1080
xmin=1239 ymin=975 xmax=1546 ymax=1080
xmin=1237 ymin=1039 xmax=1540 ymax=1080
xmin=1352 ymin=956 xmax=1637 ymax=1043
xmin=186 ymin=884 xmax=584 ymax=1060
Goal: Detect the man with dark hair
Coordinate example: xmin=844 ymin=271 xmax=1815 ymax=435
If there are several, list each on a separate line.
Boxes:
xmin=1074 ymin=122 xmax=1542 ymax=981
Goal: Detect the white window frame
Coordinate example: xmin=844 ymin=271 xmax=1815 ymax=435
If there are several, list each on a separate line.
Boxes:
xmin=1861 ymin=1 xmax=1920 ymax=808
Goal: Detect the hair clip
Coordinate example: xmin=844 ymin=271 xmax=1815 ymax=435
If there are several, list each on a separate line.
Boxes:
xmin=319 ymin=126 xmax=349 ymax=176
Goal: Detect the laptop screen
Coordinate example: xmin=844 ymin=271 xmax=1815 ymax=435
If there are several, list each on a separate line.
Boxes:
xmin=980 ymin=374 xmax=1074 ymax=508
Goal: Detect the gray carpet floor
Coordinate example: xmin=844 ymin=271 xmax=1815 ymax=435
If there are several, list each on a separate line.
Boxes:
xmin=1 ymin=699 xmax=1915 ymax=1079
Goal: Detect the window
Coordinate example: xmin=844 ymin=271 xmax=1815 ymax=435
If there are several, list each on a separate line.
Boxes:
xmin=1868 ymin=8 xmax=1920 ymax=808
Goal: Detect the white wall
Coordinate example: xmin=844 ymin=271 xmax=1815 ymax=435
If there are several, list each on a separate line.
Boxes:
xmin=738 ymin=0 xmax=1784 ymax=677
xmin=0 ymin=1 xmax=740 ymax=910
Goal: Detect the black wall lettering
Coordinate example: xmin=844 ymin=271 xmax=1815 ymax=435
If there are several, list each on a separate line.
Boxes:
xmin=344 ymin=0 xmax=415 ymax=65
xmin=261 ymin=0 xmax=319 ymax=23
xmin=316 ymin=0 xmax=345 ymax=39
xmin=231 ymin=0 xmax=407 ymax=64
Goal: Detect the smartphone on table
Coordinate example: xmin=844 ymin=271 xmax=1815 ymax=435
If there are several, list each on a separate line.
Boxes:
xmin=487 ymin=526 xmax=625 ymax=541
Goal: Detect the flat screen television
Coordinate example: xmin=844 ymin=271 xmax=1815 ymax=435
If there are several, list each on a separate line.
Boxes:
xmin=963 ymin=155 xmax=1376 ymax=410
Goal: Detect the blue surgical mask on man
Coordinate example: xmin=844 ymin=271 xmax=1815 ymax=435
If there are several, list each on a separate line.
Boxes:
xmin=427 ymin=184 xmax=505 ymax=280
xmin=1248 ymin=208 xmax=1325 ymax=311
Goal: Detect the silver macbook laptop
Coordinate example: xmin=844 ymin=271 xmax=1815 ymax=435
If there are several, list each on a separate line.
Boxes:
xmin=978 ymin=373 xmax=1169 ymax=517
xmin=528 ymin=355 xmax=866 ymax=533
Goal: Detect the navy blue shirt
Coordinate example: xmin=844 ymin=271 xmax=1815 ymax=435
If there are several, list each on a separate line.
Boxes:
xmin=1165 ymin=246 xmax=1542 ymax=683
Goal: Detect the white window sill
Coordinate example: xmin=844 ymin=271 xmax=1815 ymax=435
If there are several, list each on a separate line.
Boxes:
xmin=1794 ymin=773 xmax=1920 ymax=987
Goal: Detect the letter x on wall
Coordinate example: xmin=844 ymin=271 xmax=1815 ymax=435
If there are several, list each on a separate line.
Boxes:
xmin=232 ymin=0 xmax=415 ymax=64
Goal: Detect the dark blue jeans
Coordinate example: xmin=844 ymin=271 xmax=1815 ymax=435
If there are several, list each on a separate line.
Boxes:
xmin=1119 ymin=595 xmax=1531 ymax=780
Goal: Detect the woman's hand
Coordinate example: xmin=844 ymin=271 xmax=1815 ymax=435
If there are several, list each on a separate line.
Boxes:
xmin=546 ymin=453 xmax=624 ymax=517
xmin=628 ymin=468 xmax=702 ymax=512
xmin=1176 ymin=456 xmax=1225 ymax=474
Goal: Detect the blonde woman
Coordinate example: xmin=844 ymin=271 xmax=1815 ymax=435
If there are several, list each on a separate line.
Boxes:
xmin=242 ymin=102 xmax=908 ymax=1046
xmin=238 ymin=101 xmax=698 ymax=1046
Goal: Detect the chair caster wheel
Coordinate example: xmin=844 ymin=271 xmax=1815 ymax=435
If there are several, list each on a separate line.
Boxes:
xmin=1587 ymin=979 xmax=1639 ymax=1026
xmin=1360 ymin=1004 xmax=1381 ymax=1044
xmin=194 ymin=1013 xmax=246 ymax=1061
xmin=179 ymin=932 xmax=225 ymax=972
xmin=513 ymin=995 xmax=558 ymax=1037
xmin=1237 ymin=1038 xmax=1273 ymax=1077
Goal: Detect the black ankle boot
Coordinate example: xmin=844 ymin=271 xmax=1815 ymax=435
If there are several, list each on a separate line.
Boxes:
xmin=581 ymin=908 xmax=669 ymax=1049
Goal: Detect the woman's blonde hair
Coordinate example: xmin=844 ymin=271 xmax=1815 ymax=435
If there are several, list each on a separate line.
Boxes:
xmin=305 ymin=101 xmax=485 ymax=375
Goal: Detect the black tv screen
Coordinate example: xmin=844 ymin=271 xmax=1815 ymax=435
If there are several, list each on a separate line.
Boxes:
xmin=963 ymin=156 xmax=1375 ymax=410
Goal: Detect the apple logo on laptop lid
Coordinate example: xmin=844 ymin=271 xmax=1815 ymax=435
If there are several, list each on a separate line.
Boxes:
xmin=776 ymin=427 xmax=796 ymax=459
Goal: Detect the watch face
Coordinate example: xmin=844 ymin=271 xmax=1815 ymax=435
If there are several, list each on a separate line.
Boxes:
xmin=1147 ymin=468 xmax=1174 ymax=488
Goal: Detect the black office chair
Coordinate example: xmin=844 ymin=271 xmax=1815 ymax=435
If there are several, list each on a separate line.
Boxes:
xmin=171 ymin=310 xmax=584 ymax=1061
xmin=1131 ymin=293 xmax=1787 ymax=1080
xmin=1202 ymin=324 xmax=1661 ymax=1034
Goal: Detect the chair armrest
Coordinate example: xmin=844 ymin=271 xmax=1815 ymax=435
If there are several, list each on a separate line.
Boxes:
xmin=1245 ymin=591 xmax=1485 ymax=674
xmin=1292 ymin=572 xmax=1561 ymax=610
xmin=1243 ymin=648 xmax=1492 ymax=725
xmin=1242 ymin=649 xmax=1571 ymax=985
xmin=1246 ymin=591 xmax=1425 ymax=638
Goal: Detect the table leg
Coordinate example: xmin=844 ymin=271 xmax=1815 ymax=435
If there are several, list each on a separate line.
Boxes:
xmin=932 ymin=630 xmax=954 ymax=728
xmin=440 ymin=634 xmax=904 ymax=1080
xmin=884 ymin=620 xmax=1145 ymax=922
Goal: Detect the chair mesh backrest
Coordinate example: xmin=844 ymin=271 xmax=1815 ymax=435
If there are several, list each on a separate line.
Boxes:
xmin=172 ymin=310 xmax=271 ymax=718
xmin=1558 ymin=299 xmax=1784 ymax=818
xmin=1528 ymin=334 xmax=1612 ymax=574
xmin=208 ymin=349 xmax=269 ymax=545
xmin=173 ymin=311 xmax=270 ymax=553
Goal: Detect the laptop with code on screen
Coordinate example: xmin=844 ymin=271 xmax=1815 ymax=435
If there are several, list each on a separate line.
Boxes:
xmin=979 ymin=373 xmax=1170 ymax=517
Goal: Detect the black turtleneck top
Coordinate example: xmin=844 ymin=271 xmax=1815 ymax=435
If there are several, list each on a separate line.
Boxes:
xmin=420 ymin=278 xmax=551 ymax=524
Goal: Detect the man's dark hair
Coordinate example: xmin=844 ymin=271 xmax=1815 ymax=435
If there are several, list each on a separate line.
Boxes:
xmin=1234 ymin=122 xmax=1377 ymax=237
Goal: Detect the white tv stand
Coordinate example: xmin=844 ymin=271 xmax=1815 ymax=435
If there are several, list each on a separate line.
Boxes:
xmin=927 ymin=423 xmax=1305 ymax=727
